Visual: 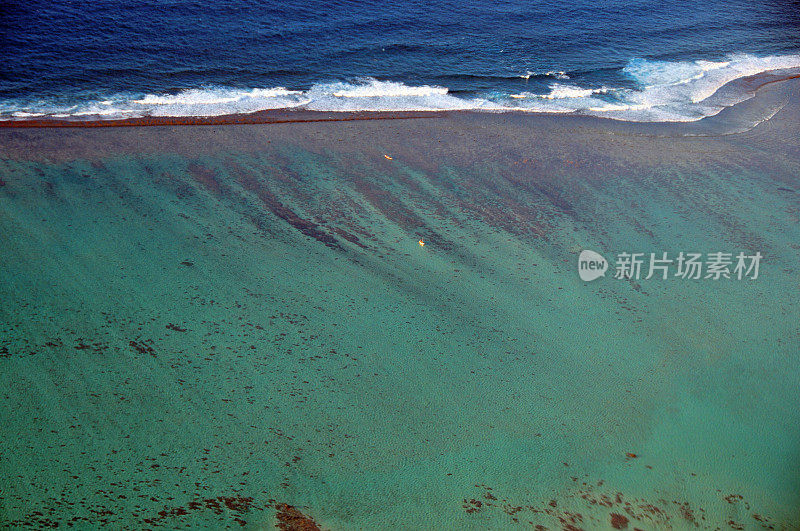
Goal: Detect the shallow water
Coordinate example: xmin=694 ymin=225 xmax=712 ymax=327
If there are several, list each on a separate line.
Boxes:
xmin=0 ymin=82 xmax=799 ymax=528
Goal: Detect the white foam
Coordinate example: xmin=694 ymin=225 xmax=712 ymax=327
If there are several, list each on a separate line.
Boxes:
xmin=614 ymin=53 xmax=800 ymax=120
xmin=539 ymin=83 xmax=611 ymax=99
xmin=133 ymin=87 xmax=303 ymax=106
xmin=519 ymin=70 xmax=570 ymax=80
xmin=11 ymin=111 xmax=46 ymax=118
xmin=324 ymin=79 xmax=449 ymax=98
xmin=129 ymin=87 xmax=308 ymax=116
xmin=303 ymin=78 xmax=496 ymax=111
xmin=2 ymin=54 xmax=799 ymax=122
xmin=547 ymin=71 xmax=570 ymax=80
xmin=513 ymin=54 xmax=800 ymax=120
xmin=71 ymin=108 xmax=137 ymax=116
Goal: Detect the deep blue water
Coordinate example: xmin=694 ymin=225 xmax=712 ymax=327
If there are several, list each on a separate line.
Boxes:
xmin=2 ymin=0 xmax=800 ymax=120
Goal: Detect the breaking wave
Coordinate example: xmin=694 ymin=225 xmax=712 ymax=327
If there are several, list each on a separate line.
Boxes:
xmin=2 ymin=54 xmax=799 ymax=123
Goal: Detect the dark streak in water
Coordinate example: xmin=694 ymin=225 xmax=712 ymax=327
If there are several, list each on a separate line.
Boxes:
xmin=236 ymin=167 xmax=341 ymax=249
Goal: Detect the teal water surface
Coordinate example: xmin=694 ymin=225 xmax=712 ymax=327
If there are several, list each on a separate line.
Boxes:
xmin=1 ymin=102 xmax=799 ymax=529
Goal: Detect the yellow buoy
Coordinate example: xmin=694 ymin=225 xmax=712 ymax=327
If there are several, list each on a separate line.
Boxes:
xmin=418 ymin=239 xmax=425 ymax=247
xmin=384 ymin=154 xmax=393 ymax=160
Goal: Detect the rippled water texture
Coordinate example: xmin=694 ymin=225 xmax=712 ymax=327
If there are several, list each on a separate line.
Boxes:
xmin=0 ymin=79 xmax=799 ymax=528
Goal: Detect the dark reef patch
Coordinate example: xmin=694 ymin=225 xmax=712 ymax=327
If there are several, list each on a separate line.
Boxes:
xmin=275 ymin=503 xmax=321 ymax=531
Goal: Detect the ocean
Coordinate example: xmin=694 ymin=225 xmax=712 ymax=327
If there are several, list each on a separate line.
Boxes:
xmin=2 ymin=0 xmax=800 ymax=121
xmin=2 ymin=1 xmax=800 ymax=529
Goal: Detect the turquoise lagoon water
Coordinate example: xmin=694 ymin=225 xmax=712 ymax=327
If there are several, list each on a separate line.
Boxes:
xmin=0 ymin=103 xmax=799 ymax=529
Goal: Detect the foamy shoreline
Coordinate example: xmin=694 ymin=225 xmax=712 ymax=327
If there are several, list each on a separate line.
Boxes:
xmin=2 ymin=56 xmax=799 ymax=127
